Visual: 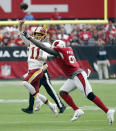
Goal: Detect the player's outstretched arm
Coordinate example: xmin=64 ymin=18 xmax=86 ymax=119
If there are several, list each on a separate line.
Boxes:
xmin=18 ymin=20 xmax=25 ymax=32
xmin=29 ymin=36 xmax=59 ymax=57
xmin=18 ymin=21 xmax=30 ymax=46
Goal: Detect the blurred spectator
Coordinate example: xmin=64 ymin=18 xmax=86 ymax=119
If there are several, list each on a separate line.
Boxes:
xmin=48 ymin=25 xmax=58 ymax=43
xmin=70 ymin=34 xmax=79 ymax=46
xmin=50 ymin=33 xmax=58 ymax=43
xmin=51 ymin=8 xmax=61 ymax=20
xmin=24 ymin=12 xmax=34 ymax=20
xmin=97 ymin=29 xmax=106 ymax=44
xmin=0 ymin=21 xmax=116 ymax=47
xmin=1 ymin=32 xmax=11 ymax=46
xmin=9 ymin=33 xmax=16 ymax=46
xmin=63 ymin=24 xmax=73 ymax=34
xmin=106 ymin=25 xmax=116 ymax=45
xmin=57 ymin=27 xmax=70 ymax=45
xmin=104 ymin=21 xmax=115 ymax=31
xmin=78 ymin=28 xmax=92 ymax=46
xmin=15 ymin=35 xmax=25 ymax=46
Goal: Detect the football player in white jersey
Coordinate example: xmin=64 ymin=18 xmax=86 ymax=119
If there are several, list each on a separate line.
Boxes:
xmin=18 ymin=20 xmax=58 ymax=116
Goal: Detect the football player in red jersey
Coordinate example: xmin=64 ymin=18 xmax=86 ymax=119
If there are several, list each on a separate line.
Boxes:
xmin=22 ymin=31 xmax=115 ymax=124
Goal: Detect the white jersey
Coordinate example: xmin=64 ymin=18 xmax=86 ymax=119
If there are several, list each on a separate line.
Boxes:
xmin=20 ymin=32 xmax=48 ymax=70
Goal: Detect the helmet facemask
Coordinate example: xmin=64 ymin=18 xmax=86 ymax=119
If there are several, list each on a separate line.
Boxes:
xmin=33 ymin=32 xmax=47 ymax=41
xmin=33 ymin=27 xmax=47 ymax=41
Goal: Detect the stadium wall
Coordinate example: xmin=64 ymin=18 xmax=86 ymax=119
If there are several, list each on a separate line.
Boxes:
xmin=0 ymin=45 xmax=116 ymax=79
xmin=0 ymin=0 xmax=115 ymax=19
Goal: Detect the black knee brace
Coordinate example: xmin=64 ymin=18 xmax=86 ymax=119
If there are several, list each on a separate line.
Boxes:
xmin=59 ymin=90 xmax=68 ymax=96
xmin=87 ymin=92 xmax=96 ymax=101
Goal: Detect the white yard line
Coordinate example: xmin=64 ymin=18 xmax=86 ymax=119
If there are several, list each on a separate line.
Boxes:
xmin=0 ymin=99 xmax=115 ymax=110
xmin=0 ymin=99 xmax=28 ymax=103
xmin=0 ymin=79 xmax=116 ymax=86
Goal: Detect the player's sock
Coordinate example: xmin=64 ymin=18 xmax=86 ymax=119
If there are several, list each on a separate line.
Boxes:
xmin=45 ymin=100 xmax=52 ymax=107
xmin=60 ymin=93 xmax=78 ymax=110
xmin=45 ymin=100 xmax=58 ymax=116
xmin=33 ymin=93 xmax=38 ymax=100
xmin=93 ymin=96 xmax=109 ymax=113
xmin=38 ymin=93 xmax=47 ymax=103
xmin=33 ymin=93 xmax=43 ymax=109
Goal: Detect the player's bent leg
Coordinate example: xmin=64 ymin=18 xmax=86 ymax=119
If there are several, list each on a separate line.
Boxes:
xmin=87 ymin=92 xmax=96 ymax=101
xmin=32 ymin=93 xmax=43 ymax=110
xmin=60 ymin=91 xmax=78 ymax=111
xmin=36 ymin=93 xmax=58 ymax=116
xmin=87 ymin=92 xmax=109 ymax=113
xmin=22 ymin=81 xmax=36 ymax=95
xmin=34 ymin=93 xmax=47 ymax=111
xmin=22 ymin=80 xmax=42 ymax=109
xmin=87 ymin=92 xmax=115 ymax=124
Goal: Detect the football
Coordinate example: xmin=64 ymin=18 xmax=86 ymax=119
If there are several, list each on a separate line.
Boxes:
xmin=20 ymin=2 xmax=28 ymax=10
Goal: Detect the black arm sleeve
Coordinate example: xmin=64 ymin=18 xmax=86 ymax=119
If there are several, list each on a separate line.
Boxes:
xmin=29 ymin=37 xmax=59 ymax=57
xmin=47 ymin=56 xmax=55 ymax=60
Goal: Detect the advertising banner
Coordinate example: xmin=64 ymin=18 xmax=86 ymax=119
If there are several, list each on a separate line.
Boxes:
xmin=0 ymin=46 xmax=116 ymax=79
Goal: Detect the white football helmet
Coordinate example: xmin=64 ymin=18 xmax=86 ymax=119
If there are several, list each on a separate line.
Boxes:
xmin=52 ymin=40 xmax=66 ymax=48
xmin=33 ymin=27 xmax=47 ymax=41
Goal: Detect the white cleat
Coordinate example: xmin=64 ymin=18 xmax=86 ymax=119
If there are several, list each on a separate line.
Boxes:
xmin=107 ymin=109 xmax=115 ymax=125
xmin=50 ymin=104 xmax=58 ymax=117
xmin=71 ymin=109 xmax=84 ymax=122
xmin=35 ymin=100 xmax=43 ymax=111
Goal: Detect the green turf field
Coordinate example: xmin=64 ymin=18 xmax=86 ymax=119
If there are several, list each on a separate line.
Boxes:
xmin=0 ymin=80 xmax=116 ymax=131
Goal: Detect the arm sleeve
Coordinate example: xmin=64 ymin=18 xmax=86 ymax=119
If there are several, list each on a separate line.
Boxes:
xmin=20 ymin=31 xmax=30 ymax=46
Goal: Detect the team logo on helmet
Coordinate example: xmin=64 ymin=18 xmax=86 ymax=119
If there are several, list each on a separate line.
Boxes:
xmin=52 ymin=40 xmax=66 ymax=48
xmin=34 ymin=27 xmax=47 ymax=34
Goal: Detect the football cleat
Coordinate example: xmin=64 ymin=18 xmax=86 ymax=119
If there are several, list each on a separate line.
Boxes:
xmin=71 ymin=109 xmax=84 ymax=122
xmin=50 ymin=104 xmax=58 ymax=117
xmin=107 ymin=109 xmax=115 ymax=125
xmin=59 ymin=105 xmax=66 ymax=113
xmin=21 ymin=108 xmax=33 ymax=114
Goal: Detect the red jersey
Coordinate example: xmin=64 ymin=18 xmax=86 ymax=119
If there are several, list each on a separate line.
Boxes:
xmin=54 ymin=46 xmax=81 ymax=77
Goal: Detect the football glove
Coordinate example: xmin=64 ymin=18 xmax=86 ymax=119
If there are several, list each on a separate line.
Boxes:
xmin=22 ymin=31 xmax=31 ymax=40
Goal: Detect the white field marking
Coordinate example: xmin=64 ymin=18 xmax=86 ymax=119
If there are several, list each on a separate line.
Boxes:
xmin=0 ymin=99 xmax=27 ymax=103
xmin=0 ymin=99 xmax=116 ymax=110
xmin=66 ymin=106 xmax=116 ymax=110
xmin=0 ymin=79 xmax=116 ymax=86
